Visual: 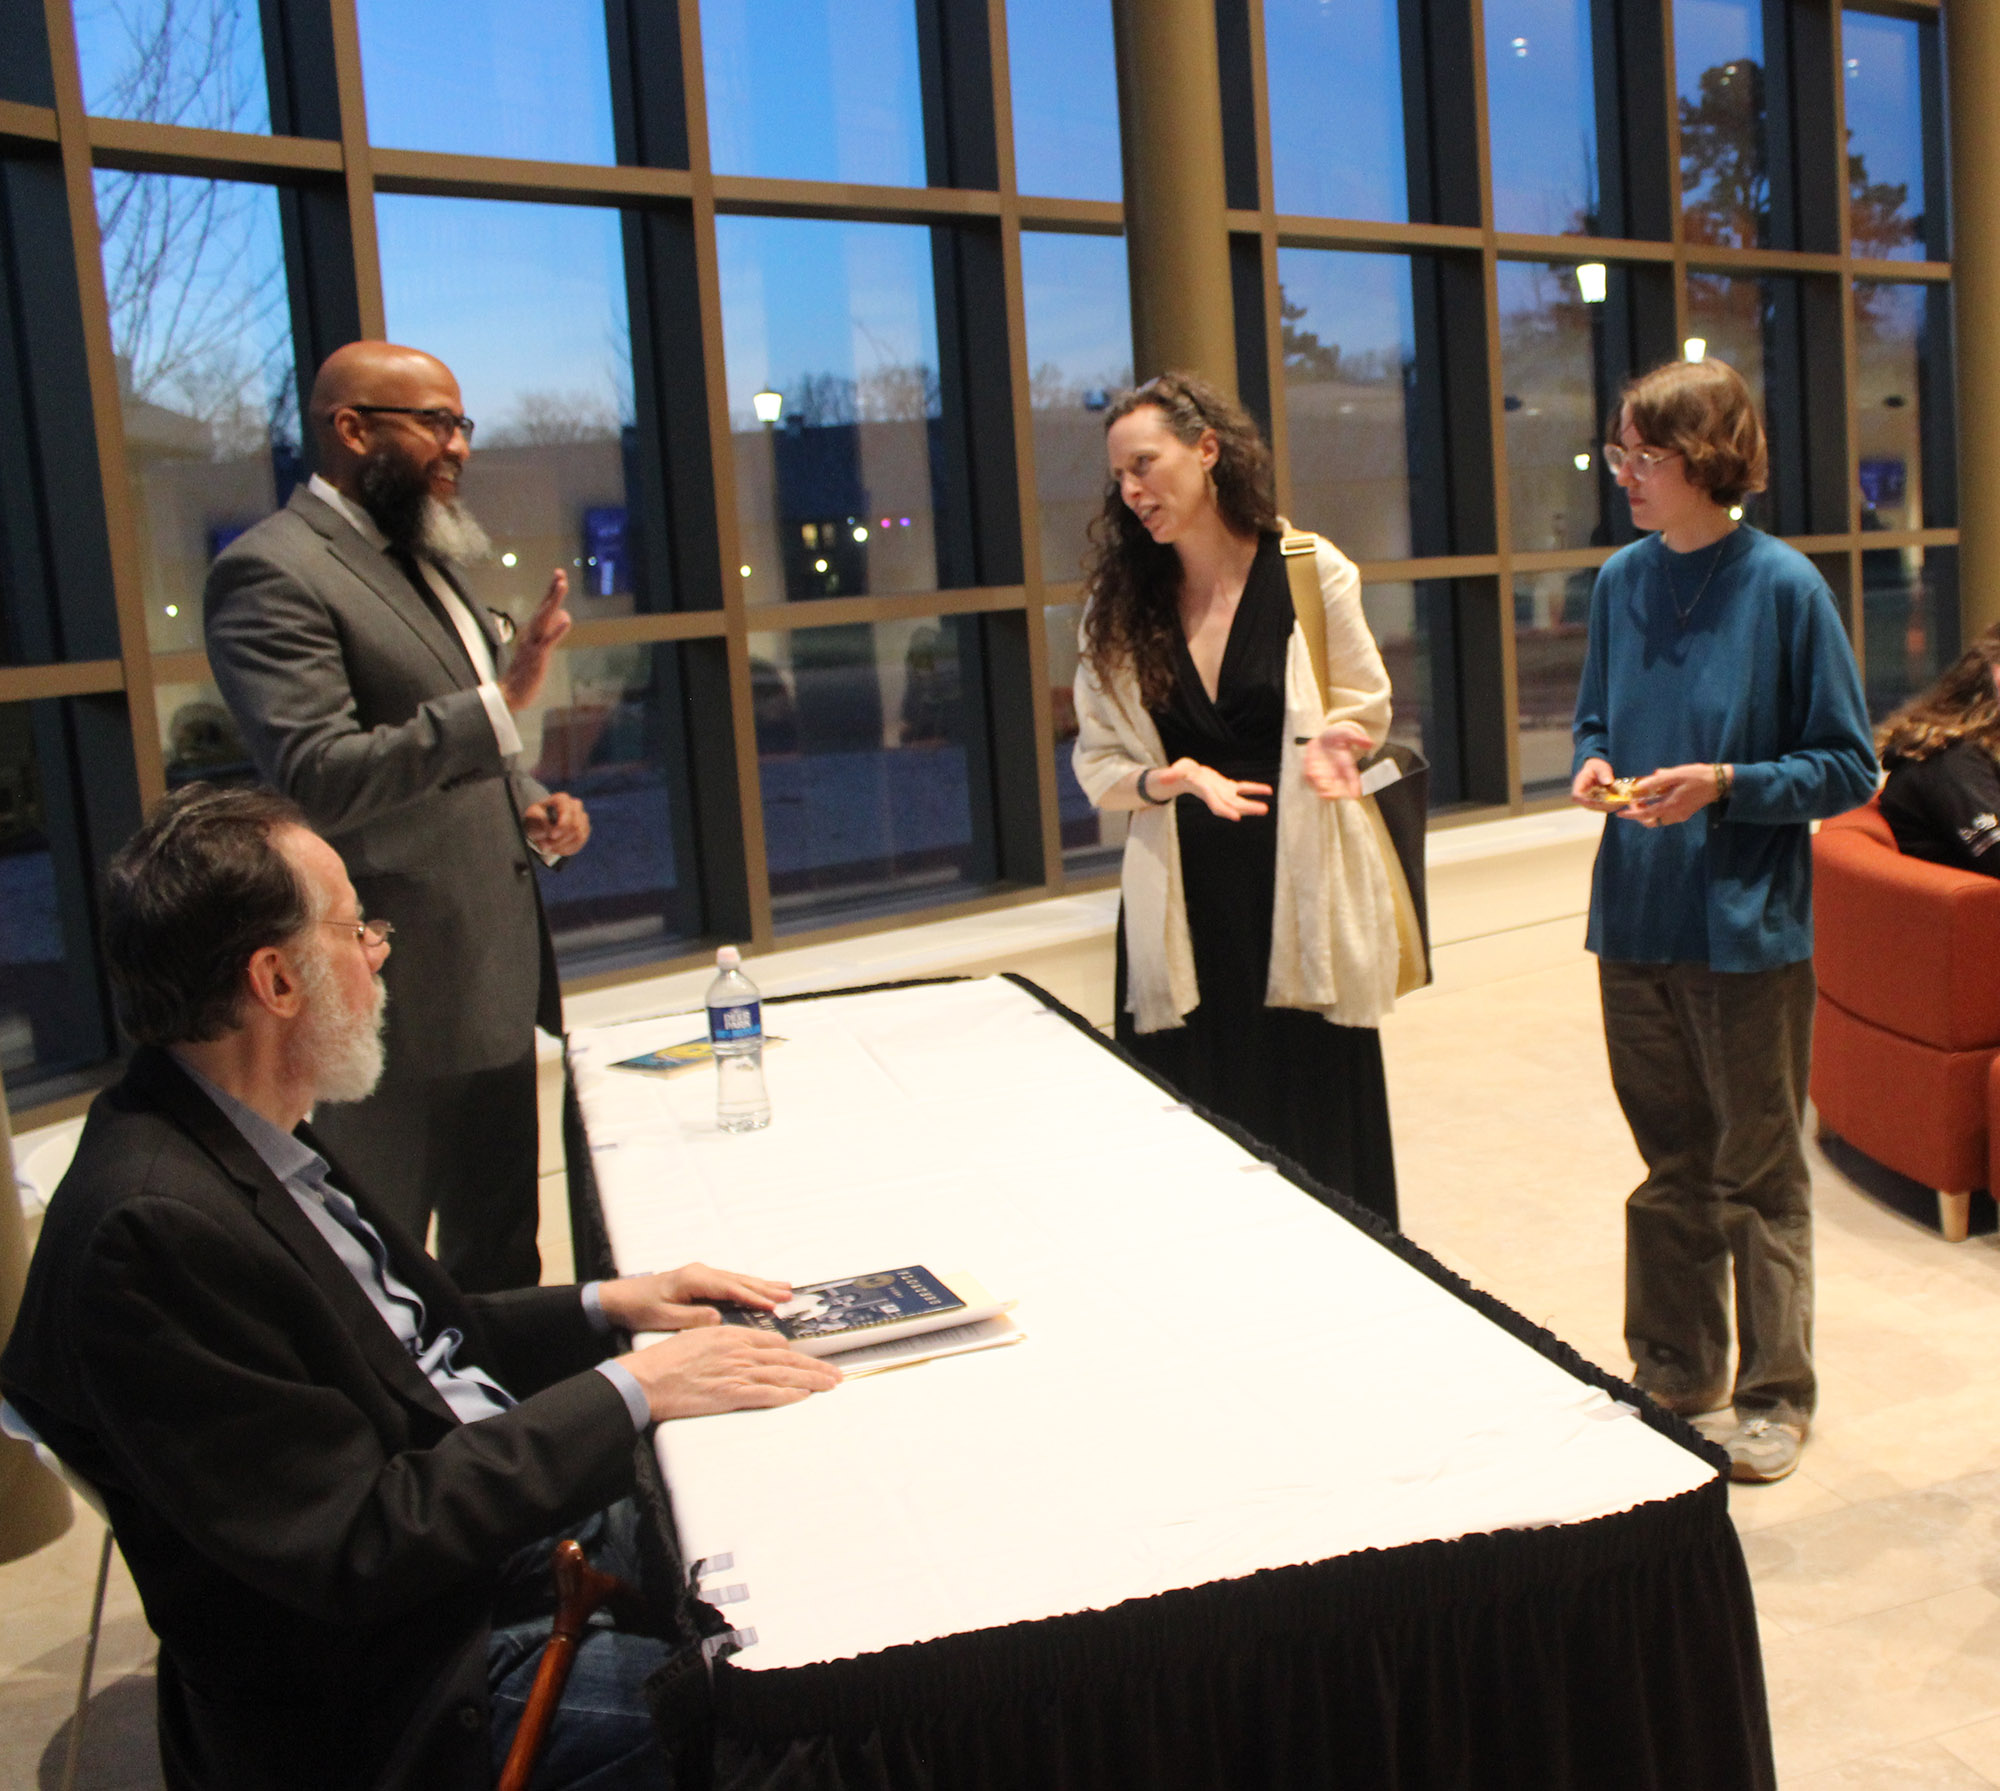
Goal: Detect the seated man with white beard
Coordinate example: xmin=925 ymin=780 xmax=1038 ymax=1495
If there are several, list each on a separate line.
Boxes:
xmin=1 ymin=785 xmax=841 ymax=1791
xmin=205 ymin=339 xmax=581 ymax=1295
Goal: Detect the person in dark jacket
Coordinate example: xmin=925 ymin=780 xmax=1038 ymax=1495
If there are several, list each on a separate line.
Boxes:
xmin=1877 ymin=624 xmax=2000 ymax=874
xmin=1 ymin=784 xmax=840 ymax=1790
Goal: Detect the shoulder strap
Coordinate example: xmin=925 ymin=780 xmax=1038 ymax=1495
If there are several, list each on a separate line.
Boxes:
xmin=1279 ymin=531 xmax=1329 ymax=706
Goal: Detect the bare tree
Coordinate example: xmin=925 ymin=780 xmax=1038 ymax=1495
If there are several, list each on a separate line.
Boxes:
xmin=856 ymin=362 xmax=940 ymax=422
xmin=482 ymin=389 xmax=621 ymax=447
xmin=85 ymin=0 xmax=295 ymax=454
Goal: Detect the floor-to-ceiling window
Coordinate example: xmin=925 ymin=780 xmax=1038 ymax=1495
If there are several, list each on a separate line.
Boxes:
xmin=0 ymin=0 xmax=1959 ymax=1115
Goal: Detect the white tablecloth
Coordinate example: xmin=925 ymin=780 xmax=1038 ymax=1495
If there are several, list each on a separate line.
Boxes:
xmin=570 ymin=977 xmax=1710 ymax=1674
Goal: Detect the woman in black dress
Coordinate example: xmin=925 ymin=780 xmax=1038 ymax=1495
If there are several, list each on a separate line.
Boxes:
xmin=1877 ymin=623 xmax=2000 ymax=874
xmin=1069 ymin=374 xmax=1404 ymax=1226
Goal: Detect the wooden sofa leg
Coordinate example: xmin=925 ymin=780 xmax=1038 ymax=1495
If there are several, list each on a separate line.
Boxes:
xmin=1939 ymin=1190 xmax=1974 ymax=1243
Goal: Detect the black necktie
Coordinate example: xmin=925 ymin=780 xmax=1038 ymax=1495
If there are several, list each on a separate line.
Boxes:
xmin=389 ymin=548 xmax=478 ymax=680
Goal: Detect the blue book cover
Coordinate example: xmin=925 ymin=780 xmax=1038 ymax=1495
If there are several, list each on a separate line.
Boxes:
xmin=717 ymin=1267 xmax=964 ymax=1344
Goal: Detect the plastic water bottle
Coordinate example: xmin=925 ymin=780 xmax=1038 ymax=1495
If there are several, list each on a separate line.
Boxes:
xmin=706 ymin=946 xmax=771 ymax=1132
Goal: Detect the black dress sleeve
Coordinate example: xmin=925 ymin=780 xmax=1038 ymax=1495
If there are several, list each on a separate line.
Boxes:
xmin=1879 ymin=741 xmax=2000 ymax=875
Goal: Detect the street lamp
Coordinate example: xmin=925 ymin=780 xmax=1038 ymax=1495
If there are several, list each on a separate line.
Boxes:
xmin=1575 ymin=262 xmax=1607 ymax=304
xmin=752 ymin=388 xmax=783 ymax=427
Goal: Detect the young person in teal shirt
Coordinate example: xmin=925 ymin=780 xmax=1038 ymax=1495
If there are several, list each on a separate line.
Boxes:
xmin=1572 ymin=358 xmax=1876 ymax=1485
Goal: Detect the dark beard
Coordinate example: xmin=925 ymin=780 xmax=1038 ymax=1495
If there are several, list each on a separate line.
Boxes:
xmin=355 ymin=448 xmax=429 ymax=555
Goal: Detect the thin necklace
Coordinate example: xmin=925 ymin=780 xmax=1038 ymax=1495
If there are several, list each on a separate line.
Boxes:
xmin=1663 ymin=534 xmax=1731 ymax=629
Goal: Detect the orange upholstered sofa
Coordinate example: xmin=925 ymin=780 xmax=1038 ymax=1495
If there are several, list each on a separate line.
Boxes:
xmin=1811 ymin=799 xmax=2000 ymax=1239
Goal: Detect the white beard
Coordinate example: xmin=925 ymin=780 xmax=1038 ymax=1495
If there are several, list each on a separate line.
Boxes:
xmin=417 ymin=496 xmax=493 ymax=568
xmin=292 ymin=944 xmax=388 ymax=1105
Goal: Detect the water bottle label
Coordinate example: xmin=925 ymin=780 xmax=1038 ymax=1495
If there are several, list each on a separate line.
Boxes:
xmin=709 ymin=999 xmax=762 ymax=1044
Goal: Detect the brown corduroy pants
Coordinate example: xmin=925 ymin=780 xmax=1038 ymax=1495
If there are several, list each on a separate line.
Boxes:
xmin=1599 ymin=957 xmax=1818 ymax=1424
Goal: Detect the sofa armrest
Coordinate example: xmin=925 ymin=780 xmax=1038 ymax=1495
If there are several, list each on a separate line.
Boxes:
xmin=1813 ymin=828 xmax=2000 ymax=1049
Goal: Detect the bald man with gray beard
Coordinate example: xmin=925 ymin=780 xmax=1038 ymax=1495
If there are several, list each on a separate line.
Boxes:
xmin=204 ymin=340 xmax=592 ymax=1291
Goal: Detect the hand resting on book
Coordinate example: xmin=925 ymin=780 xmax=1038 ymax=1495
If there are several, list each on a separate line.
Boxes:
xmin=603 ymin=1262 xmax=843 ymax=1420
xmin=597 ymin=1261 xmax=795 ymax=1331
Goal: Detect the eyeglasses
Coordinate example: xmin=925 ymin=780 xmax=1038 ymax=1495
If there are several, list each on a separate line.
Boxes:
xmin=341 ymin=405 xmax=475 ymax=445
xmin=323 ymin=917 xmax=395 ymax=948
xmin=1602 ymin=443 xmax=1680 ymax=478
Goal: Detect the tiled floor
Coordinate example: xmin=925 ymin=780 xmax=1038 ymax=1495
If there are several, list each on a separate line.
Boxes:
xmin=1384 ymin=954 xmax=2000 ymax=1789
xmin=8 ymin=945 xmax=2000 ymax=1785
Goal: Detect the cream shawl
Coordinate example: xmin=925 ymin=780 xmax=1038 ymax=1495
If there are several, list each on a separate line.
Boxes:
xmin=1070 ymin=533 xmax=1402 ymax=1034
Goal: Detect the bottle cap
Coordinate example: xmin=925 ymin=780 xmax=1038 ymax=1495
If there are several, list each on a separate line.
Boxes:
xmin=716 ymin=945 xmax=741 ymax=969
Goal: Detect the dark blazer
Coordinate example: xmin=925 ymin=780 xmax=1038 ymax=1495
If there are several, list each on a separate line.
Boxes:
xmin=0 ymin=1050 xmax=639 ymax=1790
xmin=204 ymin=485 xmax=560 ymax=1074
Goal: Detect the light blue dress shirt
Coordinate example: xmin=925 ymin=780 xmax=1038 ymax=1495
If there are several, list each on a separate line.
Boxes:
xmin=172 ymin=1056 xmax=650 ymax=1431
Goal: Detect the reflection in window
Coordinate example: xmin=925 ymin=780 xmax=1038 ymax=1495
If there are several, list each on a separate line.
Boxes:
xmin=1485 ymin=0 xmax=1597 ymax=235
xmin=1682 ymin=273 xmax=1768 ymax=525
xmin=1843 ymin=11 xmax=1928 ymax=261
xmin=0 ymin=703 xmax=110 ymax=1095
xmin=357 ymin=0 xmax=614 ymax=163
xmin=1676 ymin=0 xmax=1768 ymax=248
xmin=1359 ymin=582 xmax=1432 ymax=764
xmin=1855 ymin=282 xmax=1936 ymax=533
xmin=702 ymin=0 xmax=925 ymax=186
xmin=719 ymin=216 xmax=942 ymax=605
xmin=1276 ymin=249 xmax=1414 ymax=561
xmin=1515 ymin=570 xmax=1595 ymax=797
xmin=378 ymin=196 xmax=639 ymax=620
xmin=1007 ymin=0 xmax=1119 ymax=201
xmin=1044 ymin=601 xmax=1128 ymax=875
xmin=1020 ymin=232 xmax=1130 ymax=585
xmin=1863 ymin=545 xmax=1956 ymax=720
xmin=95 ymin=173 xmax=298 ymax=653
xmin=157 ymin=679 xmax=253 ymax=787
xmin=1265 ymin=0 xmax=1407 ymax=222
xmin=1499 ymin=262 xmax=1603 ymax=551
xmin=521 ymin=645 xmax=700 ymax=970
xmin=751 ymin=618 xmax=994 ymax=927
xmin=73 ymin=0 xmax=269 ymax=131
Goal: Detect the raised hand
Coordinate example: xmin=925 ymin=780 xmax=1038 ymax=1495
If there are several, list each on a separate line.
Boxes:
xmin=500 ymin=568 xmax=573 ymax=713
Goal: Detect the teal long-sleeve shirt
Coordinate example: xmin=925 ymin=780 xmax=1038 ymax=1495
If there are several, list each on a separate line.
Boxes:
xmin=1571 ymin=526 xmax=1878 ymax=970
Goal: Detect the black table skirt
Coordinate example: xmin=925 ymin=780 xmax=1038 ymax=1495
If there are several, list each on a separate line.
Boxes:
xmin=566 ymin=976 xmax=1776 ymax=1791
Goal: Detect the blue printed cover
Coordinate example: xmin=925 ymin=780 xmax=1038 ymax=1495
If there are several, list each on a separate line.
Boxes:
xmin=717 ymin=1267 xmax=963 ymax=1342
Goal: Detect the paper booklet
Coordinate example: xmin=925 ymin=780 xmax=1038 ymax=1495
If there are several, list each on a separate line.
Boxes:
xmin=612 ymin=1035 xmax=786 ymax=1076
xmin=711 ymin=1266 xmax=1017 ymax=1363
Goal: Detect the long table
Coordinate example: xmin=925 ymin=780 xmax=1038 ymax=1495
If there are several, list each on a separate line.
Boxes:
xmin=566 ymin=975 xmax=1774 ymax=1790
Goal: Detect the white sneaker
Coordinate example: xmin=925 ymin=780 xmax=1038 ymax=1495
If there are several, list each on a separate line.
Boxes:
xmin=1725 ymin=1416 xmax=1805 ymax=1483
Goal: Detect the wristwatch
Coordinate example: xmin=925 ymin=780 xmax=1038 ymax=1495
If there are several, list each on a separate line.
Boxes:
xmin=1713 ymin=763 xmax=1733 ymax=802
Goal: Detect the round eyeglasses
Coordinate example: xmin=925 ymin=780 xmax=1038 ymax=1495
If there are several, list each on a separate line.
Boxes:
xmin=1602 ymin=443 xmax=1681 ymax=479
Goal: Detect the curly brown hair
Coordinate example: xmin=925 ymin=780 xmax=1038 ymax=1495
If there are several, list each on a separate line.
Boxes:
xmin=1614 ymin=358 xmax=1769 ymax=508
xmin=1078 ymin=372 xmax=1278 ymax=713
xmin=1876 ymin=623 xmax=2000 ymax=763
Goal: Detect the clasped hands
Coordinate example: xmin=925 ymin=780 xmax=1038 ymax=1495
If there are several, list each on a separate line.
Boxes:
xmin=599 ymin=1262 xmax=842 ymax=1422
xmin=1145 ymin=723 xmax=1375 ymax=819
xmin=1571 ymin=757 xmax=1723 ymax=828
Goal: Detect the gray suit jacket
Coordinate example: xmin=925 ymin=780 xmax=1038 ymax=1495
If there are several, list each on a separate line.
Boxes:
xmin=205 ymin=486 xmax=559 ymax=1073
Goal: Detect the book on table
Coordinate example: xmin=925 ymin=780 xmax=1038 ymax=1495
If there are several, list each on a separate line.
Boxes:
xmin=712 ymin=1266 xmax=1020 ymax=1376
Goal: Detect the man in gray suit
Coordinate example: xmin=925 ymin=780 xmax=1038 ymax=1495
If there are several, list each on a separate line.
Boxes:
xmin=206 ymin=340 xmax=590 ymax=1291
